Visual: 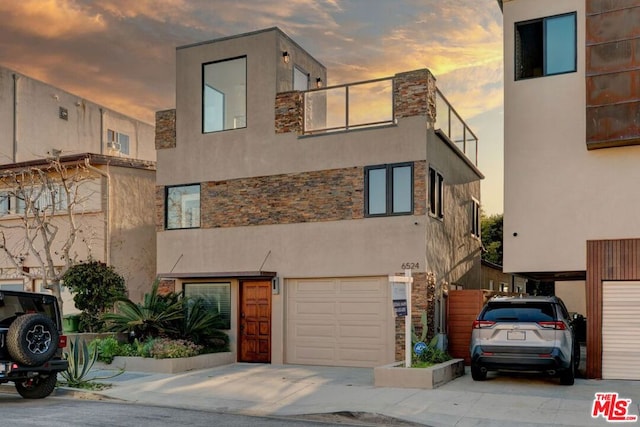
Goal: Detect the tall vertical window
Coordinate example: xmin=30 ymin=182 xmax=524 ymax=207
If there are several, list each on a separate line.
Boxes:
xmin=429 ymin=167 xmax=444 ymax=219
xmin=471 ymin=199 xmax=480 ymax=238
xmin=203 ymin=56 xmax=247 ymax=132
xmin=515 ymin=12 xmax=576 ymax=80
xmin=365 ymin=163 xmax=413 ymax=217
xmin=166 ymin=184 xmax=200 ymax=229
xmin=294 ymin=66 xmax=309 ymax=91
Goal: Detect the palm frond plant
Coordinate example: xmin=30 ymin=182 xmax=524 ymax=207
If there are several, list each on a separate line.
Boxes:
xmin=103 ymin=281 xmax=183 ymax=340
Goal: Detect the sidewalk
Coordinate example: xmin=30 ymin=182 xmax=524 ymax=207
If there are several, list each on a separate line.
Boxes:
xmin=82 ymin=363 xmax=639 ymax=427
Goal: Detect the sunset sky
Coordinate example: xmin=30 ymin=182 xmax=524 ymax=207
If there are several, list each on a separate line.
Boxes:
xmin=0 ymin=0 xmax=504 ymax=214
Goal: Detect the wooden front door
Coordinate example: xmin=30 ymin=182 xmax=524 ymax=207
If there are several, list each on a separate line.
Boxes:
xmin=239 ymin=280 xmax=271 ymax=363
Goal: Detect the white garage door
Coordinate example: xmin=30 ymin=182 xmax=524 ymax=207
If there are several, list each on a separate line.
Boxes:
xmin=602 ymin=281 xmax=640 ymax=380
xmin=285 ymin=277 xmax=394 ymax=367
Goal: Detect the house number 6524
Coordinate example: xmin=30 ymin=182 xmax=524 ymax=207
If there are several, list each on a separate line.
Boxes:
xmin=401 ymin=262 xmax=419 ymax=270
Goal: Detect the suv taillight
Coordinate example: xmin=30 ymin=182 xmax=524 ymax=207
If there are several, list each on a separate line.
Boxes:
xmin=58 ymin=335 xmax=67 ymax=348
xmin=472 ymin=320 xmax=496 ymax=329
xmin=537 ymin=321 xmax=566 ymax=330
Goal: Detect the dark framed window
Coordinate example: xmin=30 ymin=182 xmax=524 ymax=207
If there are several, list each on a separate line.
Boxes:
xmin=203 ymin=56 xmax=247 ymax=133
xmin=365 ymin=163 xmax=413 ymax=217
xmin=471 ymin=199 xmax=480 ymax=238
xmin=184 ymin=282 xmax=231 ymax=329
xmin=429 ymin=167 xmax=444 ymax=219
xmin=515 ymin=12 xmax=576 ymax=80
xmin=165 ymin=184 xmax=200 ymax=229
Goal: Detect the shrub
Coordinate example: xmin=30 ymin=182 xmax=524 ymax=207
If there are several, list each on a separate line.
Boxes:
xmin=149 ymin=338 xmax=202 ymax=359
xmin=63 ymin=261 xmax=128 ymax=332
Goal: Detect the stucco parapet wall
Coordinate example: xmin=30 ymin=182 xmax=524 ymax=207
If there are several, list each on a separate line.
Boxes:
xmin=275 ymin=91 xmax=303 ymax=134
xmin=155 ymin=109 xmax=176 ymax=149
xmin=394 ymin=69 xmax=437 ymax=125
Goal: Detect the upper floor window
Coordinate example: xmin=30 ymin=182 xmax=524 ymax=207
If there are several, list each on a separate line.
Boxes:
xmin=166 ymin=184 xmax=200 ymax=229
xmin=203 ymin=56 xmax=247 ymax=133
xmin=365 ymin=163 xmax=413 ymax=217
xmin=107 ymin=129 xmax=130 ymax=155
xmin=470 ymin=199 xmax=480 ymax=238
xmin=294 ymin=66 xmax=309 ymax=91
xmin=429 ymin=167 xmax=444 ymax=219
xmin=515 ymin=12 xmax=576 ymax=80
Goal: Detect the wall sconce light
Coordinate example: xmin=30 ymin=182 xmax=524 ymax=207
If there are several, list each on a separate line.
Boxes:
xmin=282 ymin=51 xmax=290 ymax=64
xmin=316 ymin=77 xmax=323 ymax=88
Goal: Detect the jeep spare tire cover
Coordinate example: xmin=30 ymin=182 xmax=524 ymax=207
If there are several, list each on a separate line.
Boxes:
xmin=7 ymin=313 xmax=59 ymax=366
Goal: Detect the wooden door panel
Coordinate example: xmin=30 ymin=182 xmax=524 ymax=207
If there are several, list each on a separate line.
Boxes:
xmin=240 ymin=281 xmax=271 ymax=363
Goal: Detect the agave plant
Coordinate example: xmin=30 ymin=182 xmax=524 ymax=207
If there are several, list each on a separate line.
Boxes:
xmin=60 ymin=336 xmax=122 ymax=388
xmin=103 ymin=281 xmax=183 ymax=340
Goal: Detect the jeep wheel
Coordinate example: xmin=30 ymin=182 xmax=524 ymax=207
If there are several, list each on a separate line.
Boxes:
xmin=7 ymin=313 xmax=59 ymax=366
xmin=15 ymin=374 xmax=58 ymax=399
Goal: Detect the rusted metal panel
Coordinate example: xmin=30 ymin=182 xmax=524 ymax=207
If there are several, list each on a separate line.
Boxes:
xmin=586 ymin=5 xmax=640 ymax=44
xmin=586 ymin=238 xmax=640 ymax=379
xmin=586 ymin=101 xmax=640 ymax=148
xmin=587 ymin=0 xmax=640 ymax=15
xmin=586 ymin=71 xmax=639 ymax=105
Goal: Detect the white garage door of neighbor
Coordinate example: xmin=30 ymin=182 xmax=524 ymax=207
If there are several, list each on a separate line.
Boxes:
xmin=602 ymin=281 xmax=640 ymax=380
xmin=286 ymin=277 xmax=394 ymax=367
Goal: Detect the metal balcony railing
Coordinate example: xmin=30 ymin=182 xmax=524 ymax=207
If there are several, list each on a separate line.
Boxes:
xmin=303 ymin=77 xmax=394 ymax=134
xmin=435 ymin=89 xmax=478 ymax=166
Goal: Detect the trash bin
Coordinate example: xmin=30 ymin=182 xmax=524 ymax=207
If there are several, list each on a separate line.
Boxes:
xmin=63 ymin=314 xmax=80 ymax=333
xmin=572 ymin=313 xmax=586 ymax=343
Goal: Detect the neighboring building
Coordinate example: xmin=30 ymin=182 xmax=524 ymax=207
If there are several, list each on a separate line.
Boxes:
xmin=155 ymin=28 xmax=483 ymax=367
xmin=0 ymin=154 xmax=156 ymax=310
xmin=480 ymin=259 xmax=526 ymax=292
xmin=0 ymin=66 xmax=155 ymax=163
xmin=0 ymin=67 xmax=157 ymax=308
xmin=500 ymin=0 xmax=640 ymax=379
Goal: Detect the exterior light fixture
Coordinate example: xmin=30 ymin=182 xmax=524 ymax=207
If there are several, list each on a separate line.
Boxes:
xmin=282 ymin=51 xmax=290 ymax=64
xmin=316 ymin=77 xmax=323 ymax=88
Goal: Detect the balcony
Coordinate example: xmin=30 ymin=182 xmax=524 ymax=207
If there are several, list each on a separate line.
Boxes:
xmin=275 ymin=69 xmax=478 ymax=166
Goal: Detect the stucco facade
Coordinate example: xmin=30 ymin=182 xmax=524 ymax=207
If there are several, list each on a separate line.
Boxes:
xmin=0 ymin=67 xmax=157 ymax=311
xmin=0 ymin=154 xmax=156 ymax=311
xmin=0 ymin=66 xmax=155 ymax=163
xmin=501 ymin=0 xmax=640 ymax=379
xmin=156 ymin=28 xmax=483 ymax=367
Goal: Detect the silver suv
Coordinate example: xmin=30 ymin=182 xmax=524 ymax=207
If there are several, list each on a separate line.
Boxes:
xmin=470 ymin=296 xmax=579 ymax=385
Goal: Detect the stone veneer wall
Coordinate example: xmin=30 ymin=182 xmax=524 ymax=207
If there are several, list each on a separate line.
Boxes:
xmin=394 ymin=272 xmax=437 ymax=361
xmin=394 ymin=69 xmax=437 ymax=125
xmin=275 ymin=91 xmax=304 ymax=134
xmin=155 ymin=109 xmax=176 ymax=149
xmin=154 ymin=162 xmax=426 ymax=229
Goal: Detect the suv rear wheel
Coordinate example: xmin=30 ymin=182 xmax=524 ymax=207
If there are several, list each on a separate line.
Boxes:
xmin=7 ymin=313 xmax=59 ymax=366
xmin=471 ymin=363 xmax=487 ymax=381
xmin=559 ymin=356 xmax=575 ymax=385
xmin=15 ymin=374 xmax=58 ymax=399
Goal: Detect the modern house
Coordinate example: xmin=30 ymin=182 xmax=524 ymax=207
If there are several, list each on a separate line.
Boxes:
xmin=0 ymin=66 xmax=157 ymax=309
xmin=155 ymin=27 xmax=484 ymax=367
xmin=500 ymin=0 xmax=640 ymax=379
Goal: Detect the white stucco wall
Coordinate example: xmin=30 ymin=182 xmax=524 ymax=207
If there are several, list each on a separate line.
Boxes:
xmin=503 ymin=0 xmax=640 ymax=274
xmin=0 ymin=66 xmax=155 ymax=164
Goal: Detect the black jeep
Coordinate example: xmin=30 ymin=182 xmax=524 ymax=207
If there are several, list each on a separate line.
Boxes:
xmin=0 ymin=290 xmax=68 ymax=398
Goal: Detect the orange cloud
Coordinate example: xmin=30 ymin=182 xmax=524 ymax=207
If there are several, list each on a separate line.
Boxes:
xmin=0 ymin=0 xmax=106 ymax=38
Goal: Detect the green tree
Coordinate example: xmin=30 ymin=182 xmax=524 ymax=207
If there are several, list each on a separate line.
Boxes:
xmin=63 ymin=260 xmax=128 ymax=332
xmin=481 ymin=213 xmax=503 ymax=266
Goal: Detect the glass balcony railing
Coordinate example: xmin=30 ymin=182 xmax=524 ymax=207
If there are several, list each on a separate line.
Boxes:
xmin=435 ymin=89 xmax=478 ymax=166
xmin=300 ymin=77 xmax=478 ymax=167
xmin=303 ymin=77 xmax=394 ymax=134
